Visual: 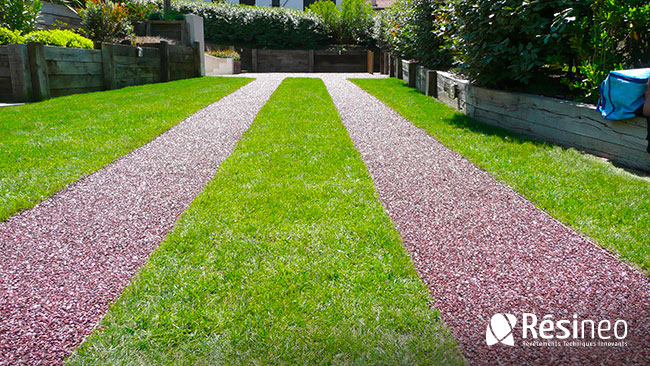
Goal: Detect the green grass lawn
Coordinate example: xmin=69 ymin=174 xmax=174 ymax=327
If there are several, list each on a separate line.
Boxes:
xmin=0 ymin=77 xmax=251 ymax=221
xmin=68 ymin=78 xmax=464 ymax=365
xmin=352 ymin=78 xmax=650 ymax=274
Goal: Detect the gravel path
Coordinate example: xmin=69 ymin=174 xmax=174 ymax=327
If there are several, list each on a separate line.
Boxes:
xmin=323 ymin=77 xmax=650 ymax=365
xmin=0 ymin=77 xmax=281 ymax=365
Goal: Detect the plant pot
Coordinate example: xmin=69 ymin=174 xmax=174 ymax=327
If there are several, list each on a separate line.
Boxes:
xmin=234 ymin=60 xmax=241 ymax=74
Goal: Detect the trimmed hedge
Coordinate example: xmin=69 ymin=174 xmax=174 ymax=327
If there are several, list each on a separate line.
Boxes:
xmin=373 ymin=0 xmax=452 ymax=70
xmin=0 ymin=27 xmax=93 ymax=48
xmin=173 ymin=2 xmax=329 ymax=49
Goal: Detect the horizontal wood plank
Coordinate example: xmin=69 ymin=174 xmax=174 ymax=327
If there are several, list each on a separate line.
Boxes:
xmin=46 ymin=60 xmax=102 ymax=75
xmin=169 ymin=45 xmax=193 ymax=56
xmin=49 ymin=74 xmax=103 ymax=89
xmin=114 ymin=55 xmax=159 ymax=68
xmin=44 ymin=46 xmax=102 ymax=63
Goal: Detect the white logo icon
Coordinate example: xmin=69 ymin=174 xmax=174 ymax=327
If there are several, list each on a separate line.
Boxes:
xmin=486 ymin=313 xmax=517 ymax=346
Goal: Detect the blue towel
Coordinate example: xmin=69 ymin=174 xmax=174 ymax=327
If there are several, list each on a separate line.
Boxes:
xmin=597 ymin=68 xmax=650 ymax=121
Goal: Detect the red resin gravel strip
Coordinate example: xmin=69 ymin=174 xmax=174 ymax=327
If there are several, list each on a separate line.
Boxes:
xmin=0 ymin=77 xmax=282 ymax=365
xmin=323 ymin=77 xmax=650 ymax=365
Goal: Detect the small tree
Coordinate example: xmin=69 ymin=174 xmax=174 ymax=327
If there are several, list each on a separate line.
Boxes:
xmin=308 ymin=0 xmax=374 ymax=46
xmin=0 ymin=0 xmax=42 ymax=33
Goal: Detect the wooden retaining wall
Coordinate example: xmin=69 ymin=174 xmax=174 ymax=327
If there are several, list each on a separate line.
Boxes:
xmin=0 ymin=47 xmax=12 ymax=101
xmin=0 ymin=41 xmax=203 ymax=102
xmin=385 ymin=56 xmax=650 ymax=172
xmin=241 ymin=48 xmax=377 ymax=73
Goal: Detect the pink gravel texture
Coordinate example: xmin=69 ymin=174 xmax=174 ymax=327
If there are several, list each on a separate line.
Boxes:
xmin=0 ymin=77 xmax=282 ymax=365
xmin=324 ymin=77 xmax=650 ymax=365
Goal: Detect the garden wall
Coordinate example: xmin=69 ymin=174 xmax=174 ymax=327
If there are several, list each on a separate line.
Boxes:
xmin=0 ymin=47 xmax=12 ymax=101
xmin=241 ymin=48 xmax=378 ymax=73
xmin=387 ymin=56 xmax=650 ymax=172
xmin=0 ymin=42 xmax=204 ymax=102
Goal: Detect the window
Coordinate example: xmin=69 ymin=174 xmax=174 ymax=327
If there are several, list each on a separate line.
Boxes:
xmin=272 ymin=0 xmax=279 ymax=6
xmin=240 ymin=0 xmax=255 ymax=5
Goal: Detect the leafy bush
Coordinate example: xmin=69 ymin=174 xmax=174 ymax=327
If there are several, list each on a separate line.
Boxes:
xmin=0 ymin=0 xmax=42 ymax=33
xmin=374 ymin=0 xmax=452 ymax=69
xmin=206 ymin=49 xmax=240 ymax=61
xmin=308 ymin=0 xmax=374 ymax=46
xmin=80 ymin=0 xmax=133 ymax=43
xmin=557 ymin=0 xmax=650 ymax=101
xmin=172 ymin=1 xmax=329 ymax=49
xmin=453 ymin=0 xmax=588 ymax=88
xmin=0 ymin=26 xmax=25 ymax=45
xmin=24 ymin=29 xmax=94 ymax=48
xmin=117 ymin=0 xmax=159 ymax=21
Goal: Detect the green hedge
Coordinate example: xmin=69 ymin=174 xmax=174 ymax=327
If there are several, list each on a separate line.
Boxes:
xmin=373 ymin=0 xmax=452 ymax=70
xmin=173 ymin=2 xmax=329 ymax=49
xmin=378 ymin=0 xmax=650 ymax=102
xmin=0 ymin=27 xmax=93 ymax=48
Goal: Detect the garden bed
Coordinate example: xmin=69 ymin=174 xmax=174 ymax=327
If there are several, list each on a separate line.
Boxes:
xmin=388 ymin=56 xmax=650 ymax=172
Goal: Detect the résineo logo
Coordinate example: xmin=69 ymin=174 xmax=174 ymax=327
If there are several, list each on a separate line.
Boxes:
xmin=486 ymin=313 xmax=628 ymax=348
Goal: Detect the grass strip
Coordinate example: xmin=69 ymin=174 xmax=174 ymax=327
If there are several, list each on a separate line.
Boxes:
xmin=68 ymin=78 xmax=464 ymax=365
xmin=0 ymin=77 xmax=252 ymax=221
xmin=351 ymin=78 xmax=650 ymax=273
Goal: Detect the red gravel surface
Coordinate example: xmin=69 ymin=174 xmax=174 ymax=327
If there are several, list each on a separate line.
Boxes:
xmin=324 ymin=77 xmax=650 ymax=365
xmin=0 ymin=77 xmax=282 ymax=365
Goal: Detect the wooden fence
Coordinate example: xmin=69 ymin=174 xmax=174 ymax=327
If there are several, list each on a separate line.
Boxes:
xmin=239 ymin=48 xmax=379 ymax=73
xmin=0 ymin=41 xmax=204 ymax=102
xmin=383 ymin=54 xmax=650 ymax=172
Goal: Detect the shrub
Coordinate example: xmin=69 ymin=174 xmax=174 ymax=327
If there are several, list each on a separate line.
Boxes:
xmin=308 ymin=0 xmax=374 ymax=46
xmin=558 ymin=0 xmax=650 ymax=101
xmin=0 ymin=26 xmax=25 ymax=45
xmin=206 ymin=49 xmax=240 ymax=61
xmin=172 ymin=1 xmax=329 ymax=49
xmin=116 ymin=0 xmax=159 ymax=21
xmin=24 ymin=29 xmax=94 ymax=48
xmin=374 ymin=0 xmax=452 ymax=69
xmin=0 ymin=0 xmax=42 ymax=33
xmin=453 ymin=0 xmax=588 ymax=88
xmin=80 ymin=0 xmax=133 ymax=43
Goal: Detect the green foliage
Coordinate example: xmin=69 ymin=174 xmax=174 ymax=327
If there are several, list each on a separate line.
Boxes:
xmin=23 ymin=29 xmax=94 ymax=48
xmin=374 ymin=0 xmax=453 ymax=69
xmin=558 ymin=0 xmax=650 ymax=101
xmin=206 ymin=49 xmax=240 ymax=60
xmin=0 ymin=0 xmax=42 ymax=33
xmin=116 ymin=0 xmax=159 ymax=21
xmin=80 ymin=0 xmax=133 ymax=43
xmin=0 ymin=26 xmax=93 ymax=48
xmin=172 ymin=1 xmax=329 ymax=49
xmin=453 ymin=0 xmax=589 ymax=88
xmin=308 ymin=0 xmax=374 ymax=46
xmin=0 ymin=26 xmax=25 ymax=45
